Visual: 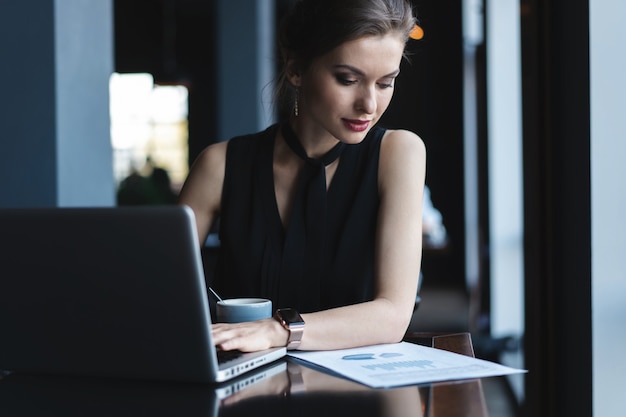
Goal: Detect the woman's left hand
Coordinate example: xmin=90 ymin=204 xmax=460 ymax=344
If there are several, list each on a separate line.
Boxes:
xmin=212 ymin=318 xmax=288 ymax=352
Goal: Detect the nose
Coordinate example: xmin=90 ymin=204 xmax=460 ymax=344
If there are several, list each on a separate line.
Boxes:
xmin=356 ymin=85 xmax=376 ymax=114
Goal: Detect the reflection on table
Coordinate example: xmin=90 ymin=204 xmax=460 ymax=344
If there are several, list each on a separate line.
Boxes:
xmin=0 ymin=333 xmax=491 ymax=417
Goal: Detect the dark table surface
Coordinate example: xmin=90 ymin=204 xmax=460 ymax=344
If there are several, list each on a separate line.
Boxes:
xmin=0 ymin=333 xmax=494 ymax=417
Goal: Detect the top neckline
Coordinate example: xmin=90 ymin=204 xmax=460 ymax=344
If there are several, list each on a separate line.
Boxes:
xmin=280 ymin=122 xmax=346 ymax=167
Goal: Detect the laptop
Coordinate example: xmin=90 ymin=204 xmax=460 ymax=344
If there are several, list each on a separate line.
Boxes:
xmin=0 ymin=205 xmax=286 ymax=383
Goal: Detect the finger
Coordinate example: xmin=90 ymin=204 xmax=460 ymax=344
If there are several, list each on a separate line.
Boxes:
xmin=211 ymin=324 xmax=239 ymax=346
xmin=212 ymin=324 xmax=255 ymax=351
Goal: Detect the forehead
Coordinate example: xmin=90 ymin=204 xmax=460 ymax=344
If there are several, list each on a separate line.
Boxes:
xmin=314 ymin=34 xmax=406 ymax=76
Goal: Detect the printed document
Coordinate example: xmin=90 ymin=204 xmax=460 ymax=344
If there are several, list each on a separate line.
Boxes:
xmin=288 ymin=341 xmax=526 ymax=388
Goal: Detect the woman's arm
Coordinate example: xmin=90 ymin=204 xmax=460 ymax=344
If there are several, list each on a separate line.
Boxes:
xmin=177 ymin=141 xmax=228 ymax=246
xmin=212 ymin=129 xmax=426 ymax=351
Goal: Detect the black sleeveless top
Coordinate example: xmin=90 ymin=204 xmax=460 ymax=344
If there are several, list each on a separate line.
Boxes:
xmin=214 ymin=123 xmax=385 ymax=313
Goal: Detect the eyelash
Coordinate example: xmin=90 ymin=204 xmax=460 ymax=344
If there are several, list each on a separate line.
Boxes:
xmin=335 ymin=75 xmax=357 ymax=86
xmin=334 ymin=75 xmax=394 ymax=89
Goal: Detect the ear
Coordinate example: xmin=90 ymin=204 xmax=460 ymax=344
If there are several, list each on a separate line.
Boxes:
xmin=285 ymin=58 xmax=302 ymax=87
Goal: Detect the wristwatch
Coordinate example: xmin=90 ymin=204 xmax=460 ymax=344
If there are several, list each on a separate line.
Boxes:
xmin=274 ymin=308 xmax=305 ymax=350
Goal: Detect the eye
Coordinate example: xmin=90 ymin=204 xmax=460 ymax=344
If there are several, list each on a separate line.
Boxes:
xmin=377 ymin=78 xmax=396 ymax=89
xmin=335 ymin=74 xmax=358 ymax=86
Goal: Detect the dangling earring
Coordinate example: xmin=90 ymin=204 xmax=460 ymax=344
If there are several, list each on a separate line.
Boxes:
xmin=294 ymin=87 xmax=299 ymax=117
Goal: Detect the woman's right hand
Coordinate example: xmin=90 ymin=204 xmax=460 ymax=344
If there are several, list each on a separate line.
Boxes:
xmin=212 ymin=318 xmax=289 ymax=352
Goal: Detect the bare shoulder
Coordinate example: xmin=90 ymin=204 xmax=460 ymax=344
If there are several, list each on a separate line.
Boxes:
xmin=192 ymin=140 xmax=229 ymax=175
xmin=377 ymin=129 xmax=426 ymax=218
xmin=178 ymin=140 xmax=229 ymax=210
xmin=380 ymin=128 xmax=426 ymax=157
xmin=379 ymin=129 xmax=426 ymax=180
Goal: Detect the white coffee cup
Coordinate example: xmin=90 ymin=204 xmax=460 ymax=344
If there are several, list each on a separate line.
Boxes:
xmin=215 ymin=298 xmax=272 ymax=323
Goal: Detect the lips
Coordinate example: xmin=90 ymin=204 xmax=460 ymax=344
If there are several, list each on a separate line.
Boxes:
xmin=342 ymin=118 xmax=371 ymax=132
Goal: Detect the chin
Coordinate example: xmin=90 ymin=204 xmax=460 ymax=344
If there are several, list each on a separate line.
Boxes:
xmin=340 ymin=127 xmax=373 ymax=145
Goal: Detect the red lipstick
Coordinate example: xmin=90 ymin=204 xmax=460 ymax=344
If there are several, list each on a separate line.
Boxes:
xmin=342 ymin=119 xmax=370 ymax=132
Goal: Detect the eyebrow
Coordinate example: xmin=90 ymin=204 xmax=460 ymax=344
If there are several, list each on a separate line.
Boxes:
xmin=333 ymin=64 xmax=400 ymax=78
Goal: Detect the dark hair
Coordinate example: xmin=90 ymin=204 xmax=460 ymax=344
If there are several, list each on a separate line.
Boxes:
xmin=275 ymin=0 xmax=416 ymax=119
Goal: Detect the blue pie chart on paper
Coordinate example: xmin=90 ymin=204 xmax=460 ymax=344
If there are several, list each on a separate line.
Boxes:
xmin=342 ymin=353 xmax=375 ymax=360
xmin=342 ymin=352 xmax=404 ymax=360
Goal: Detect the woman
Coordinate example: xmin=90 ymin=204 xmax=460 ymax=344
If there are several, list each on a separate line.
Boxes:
xmin=178 ymin=0 xmax=426 ymax=352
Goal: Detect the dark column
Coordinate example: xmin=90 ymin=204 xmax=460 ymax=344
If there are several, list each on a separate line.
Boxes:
xmin=0 ymin=0 xmax=115 ymax=208
xmin=520 ymin=0 xmax=592 ymax=415
xmin=216 ymin=0 xmax=275 ymax=142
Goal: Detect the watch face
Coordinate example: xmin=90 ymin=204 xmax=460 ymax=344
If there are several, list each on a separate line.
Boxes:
xmin=280 ymin=308 xmax=304 ymax=325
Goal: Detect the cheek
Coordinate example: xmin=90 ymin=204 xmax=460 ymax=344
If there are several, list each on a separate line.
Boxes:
xmin=377 ymin=91 xmax=395 ymax=113
xmin=305 ymin=83 xmax=346 ymax=111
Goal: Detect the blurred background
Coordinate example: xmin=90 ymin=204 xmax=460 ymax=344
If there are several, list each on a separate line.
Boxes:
xmin=1 ymin=1 xmax=624 ymax=416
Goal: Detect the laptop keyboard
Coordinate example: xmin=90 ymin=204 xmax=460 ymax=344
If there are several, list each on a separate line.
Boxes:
xmin=217 ymin=349 xmax=244 ymax=364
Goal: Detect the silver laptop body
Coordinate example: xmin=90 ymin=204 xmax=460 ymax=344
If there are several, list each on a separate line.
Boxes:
xmin=0 ymin=205 xmax=285 ymax=383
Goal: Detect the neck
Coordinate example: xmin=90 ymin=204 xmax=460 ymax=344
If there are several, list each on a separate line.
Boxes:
xmin=287 ymin=117 xmax=340 ymax=159
xmin=281 ymin=120 xmax=345 ymax=167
